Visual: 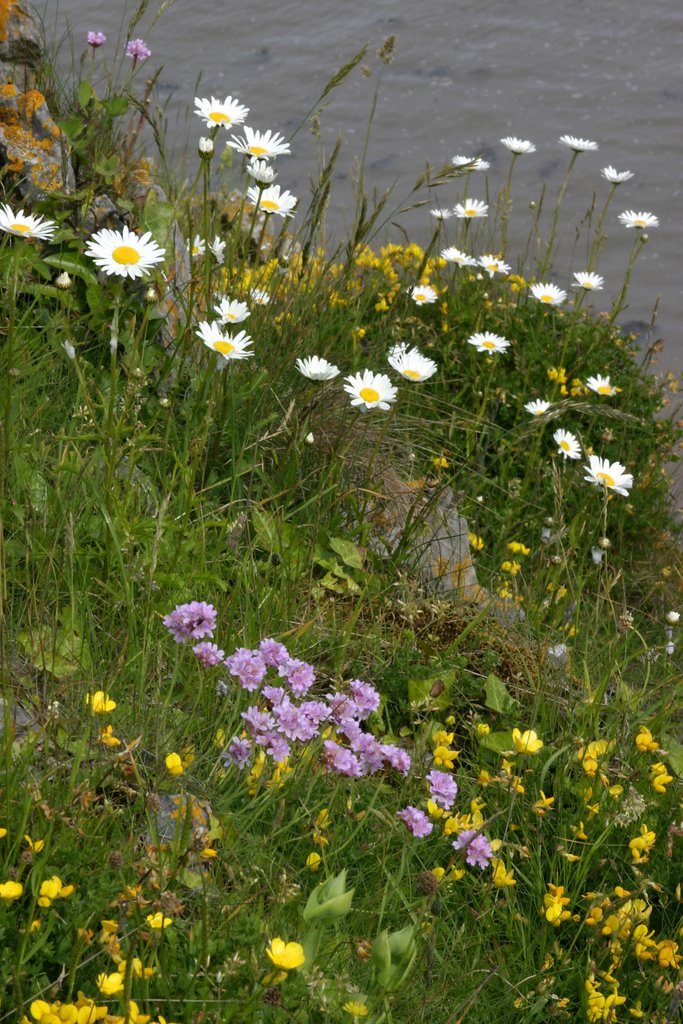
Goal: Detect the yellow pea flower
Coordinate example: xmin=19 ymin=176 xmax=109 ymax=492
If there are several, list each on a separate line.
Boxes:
xmin=86 ymin=691 xmax=117 ymax=714
xmin=511 ymin=728 xmax=543 ymax=755
xmin=491 ymin=858 xmax=516 ymax=887
xmin=96 ymin=972 xmax=124 ymax=996
xmin=306 ymin=853 xmax=321 ymax=872
xmin=146 ymin=912 xmax=172 ymax=930
xmin=165 ymin=752 xmax=183 ymax=777
xmin=0 ymin=880 xmax=23 ymax=901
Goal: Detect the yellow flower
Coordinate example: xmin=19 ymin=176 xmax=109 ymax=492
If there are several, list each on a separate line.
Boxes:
xmin=99 ymin=725 xmax=121 ymax=747
xmin=96 ymin=972 xmax=124 ymax=996
xmin=532 ymin=791 xmax=555 ymax=815
xmin=491 ymin=858 xmax=516 ymax=887
xmin=86 ymin=691 xmax=116 ymax=714
xmin=657 ymin=939 xmax=681 ymax=969
xmin=427 ymin=799 xmax=446 ymax=819
xmin=266 ymin=937 xmax=305 ymax=971
xmin=500 ymin=560 xmax=521 ymax=575
xmin=629 ymin=825 xmax=656 ymax=864
xmin=432 ymin=745 xmax=459 ymax=769
xmin=635 ymin=725 xmax=658 ymax=752
xmin=342 ymin=1001 xmax=369 ymax=1017
xmin=433 ymin=456 xmax=450 ymax=470
xmin=306 ymin=853 xmax=322 ymax=872
xmin=431 ymin=867 xmax=446 ymax=882
xmin=0 ymin=880 xmax=23 ymax=901
xmin=542 ymin=884 xmax=571 ymax=926
xmin=511 ymin=728 xmax=543 ymax=755
xmin=0 ymin=828 xmax=7 ymax=839
xmin=507 ymin=541 xmax=531 ymax=555
xmin=146 ymin=912 xmax=172 ymax=930
xmin=468 ymin=531 xmax=484 ymax=550
xmin=572 ymin=821 xmax=588 ymax=841
xmin=38 ymin=876 xmax=75 ymax=908
xmin=476 ymin=722 xmax=491 ymax=737
xmin=315 ymin=808 xmax=330 ymax=830
xmin=650 ymin=761 xmax=673 ymax=793
xmin=165 ymin=753 xmax=184 ymax=777
xmin=24 ymin=835 xmax=45 ymax=853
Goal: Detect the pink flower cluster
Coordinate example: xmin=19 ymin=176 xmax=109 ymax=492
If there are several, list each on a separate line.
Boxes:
xmin=163 ymin=601 xmax=217 ymax=644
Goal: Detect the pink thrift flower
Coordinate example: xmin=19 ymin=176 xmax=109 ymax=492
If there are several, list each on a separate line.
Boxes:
xmin=126 ymin=38 xmax=151 ymax=59
xmin=163 ymin=601 xmax=217 ymax=643
xmin=259 ymin=638 xmax=290 ymax=668
xmin=426 ymin=769 xmax=458 ymax=809
xmin=222 ymin=736 xmax=252 ymax=769
xmin=87 ymin=31 xmax=106 ymax=47
xmin=452 ymin=829 xmax=493 ymax=870
xmin=192 ymin=642 xmax=225 ymax=667
xmin=397 ymin=806 xmax=433 ymax=838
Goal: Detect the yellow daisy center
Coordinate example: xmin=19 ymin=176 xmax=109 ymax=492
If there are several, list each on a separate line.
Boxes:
xmin=534 ymin=409 xmax=544 ymax=415
xmin=402 ymin=369 xmax=421 ymax=379
xmin=560 ymin=440 xmax=570 ymax=451
xmin=482 ymin=340 xmax=496 ymax=349
xmin=260 ymin=199 xmax=279 ymax=211
xmin=209 ymin=111 xmax=230 ymax=124
xmin=9 ymin=222 xmax=30 ymax=233
xmin=596 ymin=471 xmax=615 ymax=487
xmin=583 ymin=281 xmax=594 ymax=288
xmin=213 ymin=340 xmax=235 ymax=355
xmin=486 ymin=263 xmax=497 ymax=271
xmin=465 ymin=209 xmax=476 ymax=216
xmin=112 ymin=245 xmax=141 ymax=265
xmin=249 ymin=145 xmax=269 ymax=156
xmin=359 ymin=386 xmax=380 ymax=403
xmin=597 ymin=385 xmax=612 ymax=394
xmin=541 ymin=294 xmax=554 ymax=302
xmin=633 ymin=218 xmax=646 ymax=227
xmin=414 ymin=292 xmax=426 ymax=301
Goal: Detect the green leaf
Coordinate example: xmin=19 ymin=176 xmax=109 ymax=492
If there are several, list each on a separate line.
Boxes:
xmin=479 ymin=730 xmax=514 ymax=754
xmin=328 ymin=535 xmax=364 ymax=571
xmin=484 ymin=673 xmax=519 ymax=714
xmin=141 ymin=191 xmax=175 ymax=243
xmin=662 ymin=734 xmax=683 ymax=777
xmin=43 ymin=252 xmax=99 ymax=287
xmin=407 ymin=668 xmax=456 ymax=710
xmin=78 ymin=79 xmax=92 ymax=107
xmin=251 ymin=508 xmax=282 ymax=553
xmin=102 ymin=95 xmax=129 ymax=117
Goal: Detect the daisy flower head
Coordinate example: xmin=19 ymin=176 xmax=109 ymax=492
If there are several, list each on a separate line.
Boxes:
xmin=209 ymin=236 xmax=226 ymax=264
xmin=573 ymin=271 xmax=604 ymax=290
xmin=430 ymin=207 xmax=453 ymax=220
xmin=188 ymin=235 xmax=206 ymax=258
xmin=250 ymin=289 xmax=270 ymax=305
xmin=586 ymin=374 xmax=618 ymax=396
xmin=344 ymin=370 xmax=397 ymax=412
xmin=125 ymin=39 xmax=151 ymax=60
xmin=388 ymin=346 xmax=437 ymax=381
xmin=501 ymin=136 xmax=536 ymax=154
xmin=553 ymin=428 xmax=581 ymax=460
xmin=246 ymin=184 xmax=297 ymax=218
xmin=529 ymin=282 xmax=567 ymax=305
xmin=453 ymin=198 xmax=488 ymax=219
xmin=525 ymin=399 xmax=552 ymax=416
xmin=226 ymin=126 xmax=290 ymax=159
xmin=84 ymin=225 xmax=165 ymax=279
xmin=618 ymin=210 xmax=659 ymax=229
xmin=452 ymin=155 xmax=490 ymax=171
xmin=213 ymin=297 xmax=250 ymax=324
xmin=194 ymin=95 xmax=249 ymax=130
xmin=467 ymin=332 xmax=510 ymax=355
xmin=583 ymin=454 xmax=633 ymax=496
xmin=559 ymin=135 xmax=598 ymax=152
xmin=196 ymin=321 xmax=254 ymax=361
xmin=0 ymin=203 xmax=55 ymax=241
xmin=410 ymin=284 xmax=437 ymax=305
xmin=441 ymin=246 xmax=477 ymax=267
xmin=295 ymin=356 xmax=340 ymax=381
xmin=478 ymin=254 xmax=511 ymax=278
xmin=602 ymin=165 xmax=633 ymax=184
xmin=247 ymin=158 xmax=276 ymax=184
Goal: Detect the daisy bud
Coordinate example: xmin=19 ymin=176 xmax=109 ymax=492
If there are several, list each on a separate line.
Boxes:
xmin=63 ymin=340 xmax=76 ymax=360
xmin=529 ymin=201 xmax=536 ymax=209
xmin=598 ymin=536 xmax=611 ymax=550
xmin=55 ymin=271 xmax=72 ymax=289
xmin=640 ymin=233 xmax=648 ymax=243
xmin=198 ymin=136 xmax=214 ymax=157
xmin=305 ymin=432 xmax=315 ymax=444
xmin=665 ymin=611 xmax=680 ymax=625
xmin=144 ymin=286 xmax=157 ymax=303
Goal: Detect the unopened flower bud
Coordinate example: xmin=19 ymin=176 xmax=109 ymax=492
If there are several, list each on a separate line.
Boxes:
xmin=305 ymin=432 xmax=314 ymax=444
xmin=55 ymin=271 xmax=72 ymax=289
xmin=597 ymin=536 xmax=611 ymax=550
xmin=529 ymin=201 xmax=536 ymax=209
xmin=199 ymin=136 xmax=214 ymax=157
xmin=144 ymin=286 xmax=157 ymax=303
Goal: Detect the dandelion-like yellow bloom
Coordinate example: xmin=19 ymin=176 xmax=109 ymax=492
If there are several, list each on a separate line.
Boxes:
xmin=266 ymin=937 xmax=305 ymax=971
xmin=511 ymin=728 xmax=543 ymax=755
xmin=432 ymin=745 xmax=459 ymax=769
xmin=343 ymin=1001 xmax=369 ymax=1017
xmin=38 ymin=876 xmax=75 ymax=907
xmin=24 ymin=835 xmax=45 ymax=853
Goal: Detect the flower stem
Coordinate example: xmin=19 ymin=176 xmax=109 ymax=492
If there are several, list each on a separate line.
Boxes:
xmin=539 ymin=151 xmax=579 ymax=278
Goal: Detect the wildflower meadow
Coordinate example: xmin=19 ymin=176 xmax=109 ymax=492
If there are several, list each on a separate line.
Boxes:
xmin=0 ymin=18 xmax=681 ymax=1024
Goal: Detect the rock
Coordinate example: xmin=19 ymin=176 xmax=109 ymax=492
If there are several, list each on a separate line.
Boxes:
xmin=146 ymin=792 xmax=214 ymax=889
xmin=0 ymin=80 xmax=75 ymax=198
xmin=82 ymin=194 xmax=127 ymax=234
xmin=0 ymin=0 xmax=42 ymax=63
xmin=0 ymin=697 xmax=37 ymax=740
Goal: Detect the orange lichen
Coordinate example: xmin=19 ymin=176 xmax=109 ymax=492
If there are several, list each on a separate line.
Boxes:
xmin=0 ymin=85 xmax=65 ymax=191
xmin=0 ymin=0 xmax=15 ymax=44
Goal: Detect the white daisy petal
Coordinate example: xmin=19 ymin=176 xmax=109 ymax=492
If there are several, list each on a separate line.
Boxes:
xmin=194 ymin=95 xmax=249 ymax=130
xmin=467 ymin=332 xmax=510 ymax=355
xmin=84 ymin=225 xmax=165 ymax=279
xmin=525 ymin=399 xmax=552 ymax=416
xmin=441 ymin=246 xmax=477 ymax=267
xmin=196 ymin=321 xmax=254 ymax=363
xmin=246 ymin=184 xmax=297 ymax=218
xmin=618 ymin=210 xmax=659 ymax=229
xmin=410 ymin=284 xmax=438 ymax=305
xmin=586 ymin=374 xmax=618 ymax=396
xmin=601 ymin=165 xmax=633 ymax=184
xmin=559 ymin=135 xmax=598 ymax=152
xmin=478 ymin=254 xmax=511 ymax=278
xmin=296 ymin=356 xmax=340 ymax=381
xmin=387 ymin=346 xmax=437 ymax=381
xmin=572 ymin=272 xmax=604 ymax=290
xmin=529 ymin=282 xmax=567 ymax=306
xmin=453 ymin=199 xmax=488 ymax=219
xmin=0 ymin=203 xmax=56 ymax=240
xmin=226 ymin=126 xmax=290 ymax=159
xmin=583 ymin=454 xmax=633 ymax=496
xmin=343 ymin=370 xmax=397 ymax=411
xmin=553 ymin=428 xmax=581 ymax=460
xmin=501 ymin=137 xmax=536 ymax=155
xmin=213 ymin=298 xmax=250 ymax=324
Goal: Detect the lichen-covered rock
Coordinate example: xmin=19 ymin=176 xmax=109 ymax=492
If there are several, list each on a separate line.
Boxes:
xmin=0 ymin=80 xmax=74 ymax=197
xmin=0 ymin=0 xmax=42 ymax=63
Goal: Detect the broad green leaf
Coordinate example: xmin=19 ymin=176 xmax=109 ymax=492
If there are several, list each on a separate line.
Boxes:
xmin=662 ymin=734 xmax=683 ymax=777
xmin=43 ymin=252 xmax=99 ymax=287
xmin=407 ymin=668 xmax=456 ymax=710
xmin=484 ymin=673 xmax=519 ymax=714
xmin=78 ymin=79 xmax=92 ymax=107
xmin=329 ymin=536 xmax=364 ymax=570
xmin=479 ymin=730 xmax=514 ymax=754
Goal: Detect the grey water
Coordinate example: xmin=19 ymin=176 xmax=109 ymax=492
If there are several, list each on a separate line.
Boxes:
xmin=48 ymin=0 xmax=683 ymax=373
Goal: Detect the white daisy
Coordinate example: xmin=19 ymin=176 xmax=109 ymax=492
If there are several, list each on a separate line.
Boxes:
xmin=583 ymin=454 xmax=633 ymax=496
xmin=410 ymin=284 xmax=438 ymax=305
xmin=430 ymin=208 xmax=453 ymax=220
xmin=453 ymin=199 xmax=488 ymax=219
xmin=572 ymin=271 xmax=604 ymax=290
xmin=196 ymin=321 xmax=254 ymax=361
xmin=188 ymin=235 xmax=206 ymax=258
xmin=246 ymin=184 xmax=297 ymax=218
xmin=0 ymin=203 xmax=56 ymax=240
xmin=343 ymin=370 xmax=397 ymax=411
xmin=553 ymin=428 xmax=581 ymax=460
xmin=194 ymin=95 xmax=249 ymax=130
xmin=529 ymin=282 xmax=567 ymax=305
xmin=618 ymin=210 xmax=659 ymax=229
xmin=209 ymin=236 xmax=226 ymax=264
xmin=441 ymin=246 xmax=477 ymax=267
xmin=525 ymin=399 xmax=552 ymax=416
xmin=295 ymin=356 xmax=340 ymax=381
xmin=250 ymin=289 xmax=270 ymax=305
xmin=387 ymin=346 xmax=437 ymax=381
xmin=247 ymin=159 xmax=276 ymax=184
xmin=478 ymin=254 xmax=511 ymax=278
xmin=451 ymin=155 xmax=490 ymax=170
xmin=665 ymin=611 xmax=680 ymax=625
xmin=84 ymin=225 xmax=165 ymax=279
xmin=467 ymin=332 xmax=510 ymax=354
xmin=226 ymin=127 xmax=290 ymax=159
xmin=602 ymin=165 xmax=633 ymax=184
xmin=586 ymin=374 xmax=618 ymax=396
xmin=501 ymin=137 xmax=536 ymax=155
xmin=559 ymin=135 xmax=598 ymax=152
xmin=214 ymin=298 xmax=250 ymax=324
